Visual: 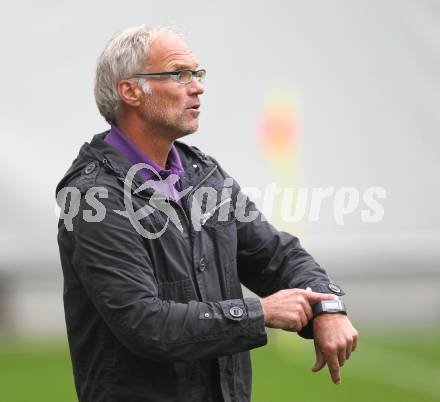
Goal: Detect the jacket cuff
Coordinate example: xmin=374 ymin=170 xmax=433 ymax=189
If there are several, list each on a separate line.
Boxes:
xmin=298 ymin=322 xmax=314 ymax=339
xmin=303 ymin=282 xmax=346 ymax=297
xmin=243 ymin=297 xmax=267 ymax=342
xmin=244 ymin=297 xmax=265 ymax=322
xmin=217 ymin=297 xmax=267 ymax=345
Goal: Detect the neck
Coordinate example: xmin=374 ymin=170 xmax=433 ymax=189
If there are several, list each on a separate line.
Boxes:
xmin=116 ymin=113 xmax=173 ymax=169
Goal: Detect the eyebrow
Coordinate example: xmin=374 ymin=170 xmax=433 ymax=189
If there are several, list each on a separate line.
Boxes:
xmin=169 ymin=63 xmax=199 ymax=71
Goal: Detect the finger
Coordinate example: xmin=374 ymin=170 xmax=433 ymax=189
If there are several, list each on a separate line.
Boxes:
xmin=312 ymin=347 xmax=326 ymax=372
xmin=298 ymin=294 xmax=313 ymax=321
xmin=298 ymin=308 xmax=308 ymax=329
xmin=305 ymin=291 xmax=338 ymax=304
xmin=303 ymin=301 xmax=313 ymax=321
xmin=338 ymin=348 xmax=347 ymax=367
xmin=352 ymin=332 xmax=359 ymax=352
xmin=346 ymin=338 xmax=353 ymax=360
xmin=306 ymin=286 xmax=312 ymax=291
xmin=326 ymin=355 xmax=341 ymax=384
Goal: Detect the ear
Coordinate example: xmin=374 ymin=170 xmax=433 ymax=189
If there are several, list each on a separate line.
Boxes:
xmin=117 ymin=80 xmax=143 ymax=107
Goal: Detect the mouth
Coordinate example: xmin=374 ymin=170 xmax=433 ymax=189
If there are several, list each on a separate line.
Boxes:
xmin=187 ymin=104 xmax=200 ymax=117
xmin=187 ymin=104 xmax=200 ymax=111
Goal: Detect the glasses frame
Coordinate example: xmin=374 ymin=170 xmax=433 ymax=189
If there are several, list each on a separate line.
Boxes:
xmin=132 ymin=69 xmax=206 ymax=84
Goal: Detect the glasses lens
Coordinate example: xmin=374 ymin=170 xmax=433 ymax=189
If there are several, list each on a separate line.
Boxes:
xmin=178 ymin=70 xmax=193 ymax=84
xmin=195 ymin=69 xmax=206 ymax=83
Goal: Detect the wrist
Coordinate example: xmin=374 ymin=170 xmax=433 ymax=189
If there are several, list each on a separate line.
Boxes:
xmin=259 ymin=297 xmax=272 ymax=325
xmin=312 ymin=299 xmax=347 ymax=318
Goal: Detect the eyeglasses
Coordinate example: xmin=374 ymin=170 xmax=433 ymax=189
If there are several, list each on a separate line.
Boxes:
xmin=133 ymin=69 xmax=206 ymax=85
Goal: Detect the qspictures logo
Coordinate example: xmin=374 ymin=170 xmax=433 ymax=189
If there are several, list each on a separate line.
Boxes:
xmin=56 ymin=163 xmax=386 ymax=239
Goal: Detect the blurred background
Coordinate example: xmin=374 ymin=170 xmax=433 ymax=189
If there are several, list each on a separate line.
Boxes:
xmin=0 ymin=0 xmax=439 ymax=401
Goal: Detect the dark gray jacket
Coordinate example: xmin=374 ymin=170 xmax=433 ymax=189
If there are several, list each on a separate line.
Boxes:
xmin=56 ymin=132 xmax=344 ymax=402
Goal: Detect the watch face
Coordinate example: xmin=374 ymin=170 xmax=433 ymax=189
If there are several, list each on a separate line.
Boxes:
xmin=323 ymin=300 xmax=342 ymax=311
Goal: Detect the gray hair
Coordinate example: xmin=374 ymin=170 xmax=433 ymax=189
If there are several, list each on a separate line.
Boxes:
xmin=94 ymin=25 xmax=181 ymax=123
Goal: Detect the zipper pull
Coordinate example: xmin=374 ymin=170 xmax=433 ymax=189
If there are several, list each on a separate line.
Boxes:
xmin=101 ymin=158 xmax=114 ymax=172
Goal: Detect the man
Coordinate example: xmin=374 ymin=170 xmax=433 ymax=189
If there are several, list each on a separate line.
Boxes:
xmin=56 ymin=25 xmax=358 ymax=402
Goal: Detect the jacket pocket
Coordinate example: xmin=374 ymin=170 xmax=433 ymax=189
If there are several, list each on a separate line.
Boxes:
xmin=202 ymin=217 xmax=237 ymax=269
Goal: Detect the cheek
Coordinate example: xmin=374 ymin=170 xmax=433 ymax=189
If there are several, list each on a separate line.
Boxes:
xmin=148 ymin=86 xmax=187 ymax=112
xmin=171 ymin=91 xmax=186 ymax=105
xmin=158 ymin=91 xmax=180 ymax=107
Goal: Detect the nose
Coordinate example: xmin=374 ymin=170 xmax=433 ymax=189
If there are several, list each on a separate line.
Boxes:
xmin=187 ymin=77 xmax=204 ymax=95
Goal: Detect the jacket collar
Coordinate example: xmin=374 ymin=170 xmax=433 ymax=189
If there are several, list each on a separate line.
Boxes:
xmin=56 ymin=130 xmax=217 ymax=197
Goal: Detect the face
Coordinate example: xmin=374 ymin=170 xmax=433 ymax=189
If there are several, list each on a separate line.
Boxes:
xmin=140 ymin=32 xmax=204 ymax=139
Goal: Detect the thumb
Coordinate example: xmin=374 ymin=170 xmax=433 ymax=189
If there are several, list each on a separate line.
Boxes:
xmin=305 ymin=291 xmax=338 ymax=304
xmin=312 ymin=347 xmax=326 ymax=372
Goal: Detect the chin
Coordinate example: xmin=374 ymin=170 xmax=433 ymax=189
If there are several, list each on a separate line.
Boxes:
xmin=181 ymin=121 xmax=199 ymax=134
xmin=165 ymin=115 xmax=199 ymax=139
xmin=171 ymin=125 xmax=198 ymax=140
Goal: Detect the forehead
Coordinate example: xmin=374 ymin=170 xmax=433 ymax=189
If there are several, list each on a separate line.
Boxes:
xmin=147 ymin=32 xmax=198 ymax=70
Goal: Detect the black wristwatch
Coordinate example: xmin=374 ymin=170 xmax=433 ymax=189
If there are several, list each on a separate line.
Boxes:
xmin=312 ymin=299 xmax=347 ymax=318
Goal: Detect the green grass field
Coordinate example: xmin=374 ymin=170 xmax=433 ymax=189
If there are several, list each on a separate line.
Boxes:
xmin=0 ymin=327 xmax=439 ymax=402
xmin=253 ymin=327 xmax=440 ymax=402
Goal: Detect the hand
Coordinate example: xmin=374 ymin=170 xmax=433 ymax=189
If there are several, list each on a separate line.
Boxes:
xmin=312 ymin=313 xmax=359 ymax=384
xmin=260 ymin=289 xmax=338 ymax=332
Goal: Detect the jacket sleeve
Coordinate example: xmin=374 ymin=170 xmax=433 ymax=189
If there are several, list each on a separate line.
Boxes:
xmin=67 ymin=186 xmax=267 ymax=362
xmin=235 ymin=193 xmax=344 ymax=298
xmin=212 ymin=161 xmax=345 ymax=339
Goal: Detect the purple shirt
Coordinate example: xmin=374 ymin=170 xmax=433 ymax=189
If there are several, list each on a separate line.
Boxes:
xmin=105 ymin=124 xmax=185 ymax=203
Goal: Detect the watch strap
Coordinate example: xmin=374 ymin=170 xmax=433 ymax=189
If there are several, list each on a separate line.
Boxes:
xmin=312 ymin=299 xmax=347 ymax=318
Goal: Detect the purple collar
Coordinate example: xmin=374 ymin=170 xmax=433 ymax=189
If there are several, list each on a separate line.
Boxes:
xmin=104 ymin=124 xmax=185 ymax=202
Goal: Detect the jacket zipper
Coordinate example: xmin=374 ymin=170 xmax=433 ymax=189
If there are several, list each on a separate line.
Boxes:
xmin=200 ymin=197 xmax=232 ymax=225
xmin=102 ymin=158 xmax=218 ymax=231
xmin=185 ymin=165 xmax=218 ymax=213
